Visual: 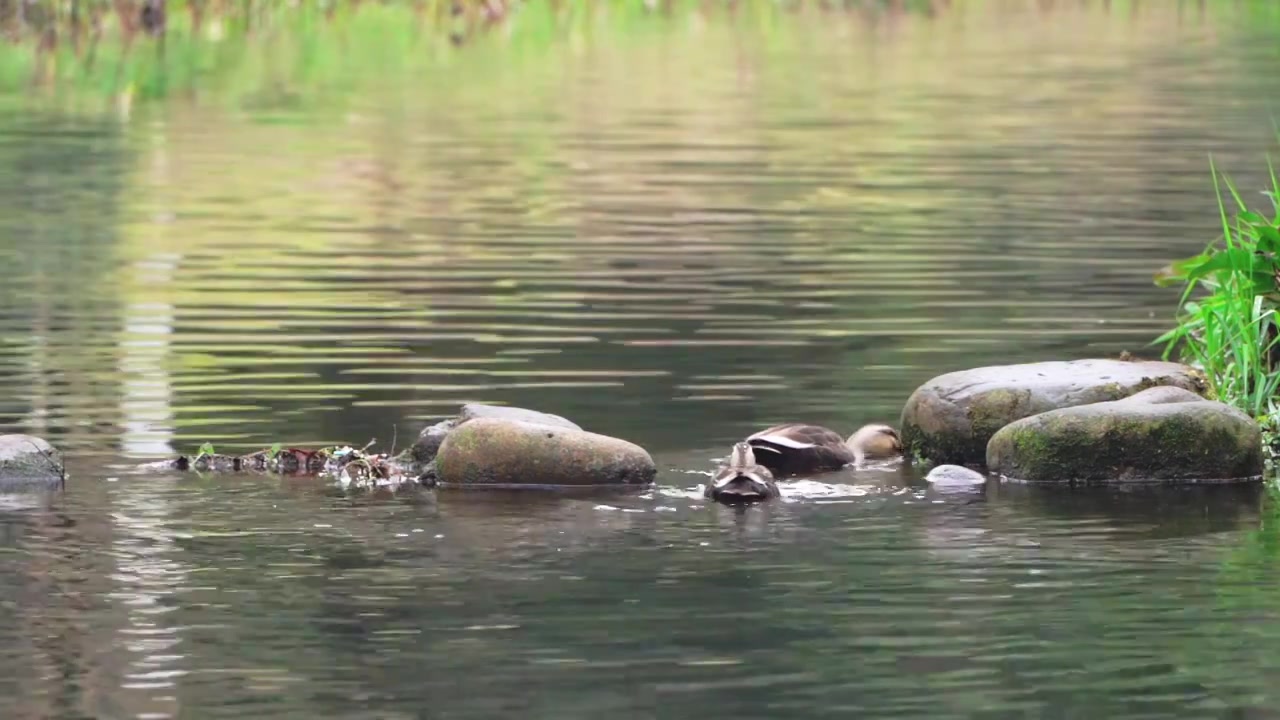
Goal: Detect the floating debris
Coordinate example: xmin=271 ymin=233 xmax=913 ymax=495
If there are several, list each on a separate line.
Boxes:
xmin=138 ymin=440 xmax=420 ymax=491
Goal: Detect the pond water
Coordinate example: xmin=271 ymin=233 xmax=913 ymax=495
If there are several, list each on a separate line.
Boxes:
xmin=3 ymin=2 xmax=1280 ymax=718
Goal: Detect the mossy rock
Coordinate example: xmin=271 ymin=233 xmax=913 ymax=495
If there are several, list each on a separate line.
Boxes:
xmin=985 ymin=386 xmax=1262 ymax=484
xmin=899 ymin=359 xmax=1206 ymax=465
xmin=401 ymin=403 xmax=581 ymax=468
xmin=0 ymin=434 xmax=65 ymax=489
xmin=434 ymin=418 xmax=655 ymax=488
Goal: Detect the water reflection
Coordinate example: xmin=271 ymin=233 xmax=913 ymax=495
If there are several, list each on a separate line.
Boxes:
xmin=119 ymin=256 xmax=179 ymax=459
xmin=0 ymin=1 xmax=1275 ymax=718
xmin=103 ymin=476 xmax=189 ymax=720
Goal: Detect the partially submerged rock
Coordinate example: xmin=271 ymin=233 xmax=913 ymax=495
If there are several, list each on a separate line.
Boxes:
xmin=924 ymin=463 xmax=988 ymax=498
xmin=0 ymin=434 xmax=65 ymax=489
xmin=986 ymin=386 xmax=1263 ymax=484
xmin=899 ymin=359 xmax=1206 ymax=465
xmin=132 ymin=403 xmax=645 ymax=494
xmin=925 ymin=464 xmax=987 ymax=486
xmin=404 ymin=403 xmax=580 ymax=467
xmin=433 ymin=418 xmax=656 ymax=488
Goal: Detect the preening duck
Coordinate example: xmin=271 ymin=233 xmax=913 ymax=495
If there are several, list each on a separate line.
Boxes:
xmin=745 ymin=422 xmax=903 ymax=477
xmin=704 ymin=441 xmax=780 ymax=503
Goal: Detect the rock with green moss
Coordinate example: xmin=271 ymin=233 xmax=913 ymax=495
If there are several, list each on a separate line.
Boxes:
xmin=433 ymin=418 xmax=656 ymax=488
xmin=985 ymin=386 xmax=1262 ymax=484
xmin=0 ymin=435 xmax=65 ymax=489
xmin=899 ymin=359 xmax=1206 ymax=465
xmin=402 ymin=403 xmax=581 ymax=468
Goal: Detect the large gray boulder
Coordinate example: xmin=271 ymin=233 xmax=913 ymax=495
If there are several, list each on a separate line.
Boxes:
xmin=986 ymin=386 xmax=1263 ymax=484
xmin=899 ymin=359 xmax=1206 ymax=465
xmin=0 ymin=435 xmax=65 ymax=489
xmin=433 ymin=418 xmax=656 ymax=488
xmin=403 ymin=403 xmax=581 ymax=467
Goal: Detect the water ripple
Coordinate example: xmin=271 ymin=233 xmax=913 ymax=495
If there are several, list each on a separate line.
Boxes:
xmin=0 ymin=2 xmax=1277 ymax=718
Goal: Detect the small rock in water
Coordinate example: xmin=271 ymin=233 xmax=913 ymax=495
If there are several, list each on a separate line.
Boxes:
xmin=404 ymin=419 xmax=457 ymax=466
xmin=0 ymin=434 xmax=65 ymax=490
xmin=456 ymin=403 xmax=580 ymax=429
xmin=925 ymin=465 xmax=987 ymax=485
xmin=433 ymin=418 xmax=656 ymax=488
xmin=401 ymin=403 xmax=582 ymax=468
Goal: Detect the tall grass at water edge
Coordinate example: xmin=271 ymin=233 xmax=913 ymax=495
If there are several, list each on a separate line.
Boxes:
xmin=1156 ymin=152 xmax=1280 ymax=469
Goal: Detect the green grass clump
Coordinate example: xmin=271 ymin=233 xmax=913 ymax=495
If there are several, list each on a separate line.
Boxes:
xmin=1155 ymin=153 xmax=1280 ymax=462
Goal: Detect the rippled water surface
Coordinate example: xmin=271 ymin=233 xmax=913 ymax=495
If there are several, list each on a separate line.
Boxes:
xmin=4 ymin=2 xmax=1280 ymax=718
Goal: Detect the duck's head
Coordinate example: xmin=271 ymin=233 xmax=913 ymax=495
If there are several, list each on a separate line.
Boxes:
xmin=728 ymin=441 xmax=756 ymax=468
xmin=846 ymin=423 xmax=904 ymax=462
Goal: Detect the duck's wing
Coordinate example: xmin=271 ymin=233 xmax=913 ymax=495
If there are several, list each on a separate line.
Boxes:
xmin=746 ymin=423 xmax=854 ymax=475
xmin=747 ymin=423 xmax=845 ymax=452
xmin=710 ymin=463 xmax=738 ymax=488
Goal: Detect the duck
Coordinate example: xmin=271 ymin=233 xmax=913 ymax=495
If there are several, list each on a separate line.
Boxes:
xmin=744 ymin=422 xmax=903 ymax=477
xmin=704 ymin=442 xmax=781 ymax=503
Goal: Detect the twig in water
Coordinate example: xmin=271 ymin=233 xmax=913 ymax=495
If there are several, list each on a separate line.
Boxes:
xmin=23 ymin=438 xmax=66 ymax=489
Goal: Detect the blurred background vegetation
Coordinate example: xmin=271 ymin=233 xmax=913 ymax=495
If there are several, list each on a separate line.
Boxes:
xmin=0 ymin=1 xmax=961 ymax=106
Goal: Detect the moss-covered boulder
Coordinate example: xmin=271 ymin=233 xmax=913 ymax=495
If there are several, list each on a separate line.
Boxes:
xmin=403 ymin=403 xmax=581 ymax=467
xmin=985 ymin=386 xmax=1262 ymax=484
xmin=0 ymin=435 xmax=65 ymax=488
xmin=899 ymin=359 xmax=1205 ymax=465
xmin=433 ymin=418 xmax=656 ymax=488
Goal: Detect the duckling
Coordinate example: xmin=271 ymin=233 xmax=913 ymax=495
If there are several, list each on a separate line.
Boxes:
xmin=745 ymin=422 xmax=903 ymax=477
xmin=704 ymin=442 xmax=780 ymax=503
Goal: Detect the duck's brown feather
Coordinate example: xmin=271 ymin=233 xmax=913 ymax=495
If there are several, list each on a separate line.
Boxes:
xmin=745 ymin=423 xmax=856 ymax=477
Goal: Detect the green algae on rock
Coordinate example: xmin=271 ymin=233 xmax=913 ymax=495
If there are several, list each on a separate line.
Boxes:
xmin=433 ymin=418 xmax=656 ymax=488
xmin=899 ymin=359 xmax=1207 ymax=465
xmin=402 ymin=403 xmax=581 ymax=468
xmin=985 ymin=386 xmax=1263 ymax=484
